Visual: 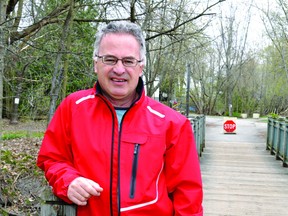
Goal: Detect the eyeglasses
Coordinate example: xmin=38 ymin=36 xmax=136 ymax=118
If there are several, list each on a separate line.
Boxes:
xmin=96 ymin=55 xmax=142 ymax=67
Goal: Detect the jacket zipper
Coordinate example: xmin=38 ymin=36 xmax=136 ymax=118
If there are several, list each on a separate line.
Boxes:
xmin=130 ymin=143 xmax=140 ymax=199
xmin=99 ymin=95 xmax=116 ymax=216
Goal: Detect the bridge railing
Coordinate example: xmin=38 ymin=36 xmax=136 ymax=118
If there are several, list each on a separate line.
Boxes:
xmin=40 ymin=186 xmax=76 ymax=216
xmin=188 ymin=114 xmax=206 ymax=156
xmin=266 ymin=117 xmax=288 ymax=167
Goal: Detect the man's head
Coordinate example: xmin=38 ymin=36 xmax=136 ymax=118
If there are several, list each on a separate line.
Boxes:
xmin=93 ymin=21 xmax=146 ymax=66
xmin=93 ymin=21 xmax=146 ymax=107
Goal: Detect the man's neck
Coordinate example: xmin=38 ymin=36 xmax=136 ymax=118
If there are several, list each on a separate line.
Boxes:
xmin=103 ymin=92 xmax=138 ymax=108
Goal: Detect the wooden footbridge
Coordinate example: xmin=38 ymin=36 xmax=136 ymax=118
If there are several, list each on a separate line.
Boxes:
xmin=200 ymin=116 xmax=288 ymax=216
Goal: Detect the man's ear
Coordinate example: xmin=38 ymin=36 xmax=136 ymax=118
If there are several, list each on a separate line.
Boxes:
xmin=139 ymin=64 xmax=144 ymax=76
xmin=94 ymin=60 xmax=98 ymax=74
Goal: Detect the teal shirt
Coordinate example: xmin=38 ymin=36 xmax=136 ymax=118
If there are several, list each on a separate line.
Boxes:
xmin=115 ymin=108 xmax=127 ymax=124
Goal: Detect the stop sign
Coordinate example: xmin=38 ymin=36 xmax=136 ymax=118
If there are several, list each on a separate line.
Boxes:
xmin=223 ymin=120 xmax=236 ymax=133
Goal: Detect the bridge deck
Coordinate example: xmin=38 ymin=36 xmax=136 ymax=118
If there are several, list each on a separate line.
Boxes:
xmin=201 ymin=116 xmax=288 ymax=216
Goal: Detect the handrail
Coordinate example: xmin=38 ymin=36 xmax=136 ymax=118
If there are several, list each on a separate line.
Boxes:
xmin=266 ymin=117 xmax=288 ymax=167
xmin=188 ymin=114 xmax=206 ymax=156
xmin=40 ymin=186 xmax=76 ymax=215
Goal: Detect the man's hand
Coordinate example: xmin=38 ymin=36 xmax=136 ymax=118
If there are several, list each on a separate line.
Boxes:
xmin=67 ymin=177 xmax=103 ymax=206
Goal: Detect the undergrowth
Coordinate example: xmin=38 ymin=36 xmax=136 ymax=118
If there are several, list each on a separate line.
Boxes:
xmin=1 ymin=127 xmax=46 ymax=215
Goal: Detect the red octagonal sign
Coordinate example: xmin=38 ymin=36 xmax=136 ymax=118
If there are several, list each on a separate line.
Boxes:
xmin=223 ymin=120 xmax=236 ymax=133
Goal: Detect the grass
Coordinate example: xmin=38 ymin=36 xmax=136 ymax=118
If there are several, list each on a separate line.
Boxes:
xmin=1 ymin=131 xmax=44 ymax=140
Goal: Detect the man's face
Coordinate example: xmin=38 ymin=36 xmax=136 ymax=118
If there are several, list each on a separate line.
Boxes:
xmin=94 ymin=33 xmax=144 ymax=102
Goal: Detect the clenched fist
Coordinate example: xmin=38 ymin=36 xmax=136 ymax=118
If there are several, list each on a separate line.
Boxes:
xmin=67 ymin=177 xmax=103 ymax=206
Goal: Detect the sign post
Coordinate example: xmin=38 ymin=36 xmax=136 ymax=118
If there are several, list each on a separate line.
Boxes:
xmin=223 ymin=117 xmax=237 ymax=134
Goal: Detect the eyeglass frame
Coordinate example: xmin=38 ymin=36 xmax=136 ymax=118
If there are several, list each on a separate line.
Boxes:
xmin=95 ymin=55 xmax=143 ymax=67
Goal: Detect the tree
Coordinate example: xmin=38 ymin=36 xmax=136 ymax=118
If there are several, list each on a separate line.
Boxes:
xmin=212 ymin=2 xmax=251 ymax=116
xmin=258 ymin=0 xmax=288 ymax=114
xmin=48 ymin=0 xmax=75 ymax=123
xmin=142 ymin=0 xmax=226 ymax=100
xmin=1 ymin=0 xmax=101 ymax=121
xmin=233 ymin=56 xmax=259 ymax=115
xmin=258 ymin=44 xmax=288 ymax=114
xmin=0 ymin=0 xmax=71 ymax=120
xmin=0 ymin=0 xmax=8 ymax=119
xmin=261 ymin=0 xmax=288 ymax=81
xmin=1 ymin=0 xmax=226 ymax=122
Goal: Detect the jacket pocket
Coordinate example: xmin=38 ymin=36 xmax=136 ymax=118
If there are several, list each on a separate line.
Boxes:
xmin=120 ymin=133 xmax=166 ymax=210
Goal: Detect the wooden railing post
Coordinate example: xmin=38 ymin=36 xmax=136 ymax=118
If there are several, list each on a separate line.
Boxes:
xmin=40 ymin=186 xmax=76 ymax=216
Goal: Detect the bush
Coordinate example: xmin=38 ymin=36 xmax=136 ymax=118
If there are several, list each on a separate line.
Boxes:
xmin=269 ymin=112 xmax=279 ymax=119
xmin=224 ymin=111 xmax=241 ymax=118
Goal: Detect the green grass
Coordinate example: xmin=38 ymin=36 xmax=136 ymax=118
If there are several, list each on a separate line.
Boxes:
xmin=1 ymin=131 xmax=44 ymax=140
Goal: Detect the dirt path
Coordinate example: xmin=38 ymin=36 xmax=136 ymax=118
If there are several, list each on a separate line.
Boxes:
xmin=1 ymin=119 xmax=47 ymax=133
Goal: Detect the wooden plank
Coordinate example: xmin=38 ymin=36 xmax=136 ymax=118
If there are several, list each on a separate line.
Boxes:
xmin=201 ymin=117 xmax=288 ymax=216
xmin=40 ymin=186 xmax=76 ymax=216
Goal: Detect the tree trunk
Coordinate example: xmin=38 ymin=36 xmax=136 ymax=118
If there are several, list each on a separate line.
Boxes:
xmin=10 ymin=0 xmax=24 ymax=124
xmin=10 ymin=95 xmax=20 ymax=124
xmin=0 ymin=1 xmax=8 ymax=119
xmin=48 ymin=0 xmax=74 ymax=123
xmin=10 ymin=64 xmax=27 ymax=124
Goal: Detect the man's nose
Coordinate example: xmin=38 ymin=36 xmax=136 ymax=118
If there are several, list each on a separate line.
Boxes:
xmin=113 ymin=60 xmax=126 ymax=74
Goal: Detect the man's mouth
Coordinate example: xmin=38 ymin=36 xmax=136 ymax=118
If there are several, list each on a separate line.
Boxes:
xmin=111 ymin=78 xmax=127 ymax=82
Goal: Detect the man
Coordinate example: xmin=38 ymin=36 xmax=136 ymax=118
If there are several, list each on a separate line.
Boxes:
xmin=37 ymin=21 xmax=203 ymax=216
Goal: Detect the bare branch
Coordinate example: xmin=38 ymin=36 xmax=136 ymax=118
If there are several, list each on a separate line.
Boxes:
xmin=146 ymin=0 xmax=225 ymax=41
xmin=9 ymin=2 xmax=70 ymax=44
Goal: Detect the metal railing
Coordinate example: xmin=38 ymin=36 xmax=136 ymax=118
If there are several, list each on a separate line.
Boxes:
xmin=188 ymin=114 xmax=206 ymax=156
xmin=266 ymin=117 xmax=288 ymax=167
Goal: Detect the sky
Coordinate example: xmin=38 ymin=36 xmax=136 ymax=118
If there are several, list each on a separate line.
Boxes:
xmin=205 ymin=0 xmax=278 ymax=49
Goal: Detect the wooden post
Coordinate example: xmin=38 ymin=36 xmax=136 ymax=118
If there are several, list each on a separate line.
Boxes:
xmin=40 ymin=186 xmax=76 ymax=216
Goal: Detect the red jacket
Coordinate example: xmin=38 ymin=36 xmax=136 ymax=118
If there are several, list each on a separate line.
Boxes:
xmin=37 ymin=79 xmax=203 ymax=216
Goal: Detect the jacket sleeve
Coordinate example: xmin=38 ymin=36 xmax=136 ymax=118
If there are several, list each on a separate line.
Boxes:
xmin=165 ymin=118 xmax=203 ymax=216
xmin=36 ymin=98 xmax=81 ymax=203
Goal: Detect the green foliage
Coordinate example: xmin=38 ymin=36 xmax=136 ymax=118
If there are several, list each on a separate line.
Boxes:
xmin=268 ymin=112 xmax=279 ymax=119
xmin=258 ymin=44 xmax=288 ymax=114
xmin=1 ymin=150 xmax=15 ymax=165
xmin=224 ymin=111 xmax=241 ymax=118
xmin=1 ymin=135 xmax=45 ymax=214
xmin=3 ymin=0 xmax=100 ymax=120
xmin=2 ymin=132 xmax=25 ymax=140
xmin=233 ymin=112 xmax=242 ymax=118
xmin=3 ymin=0 xmax=288 ymax=120
xmin=2 ymin=131 xmax=43 ymax=140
